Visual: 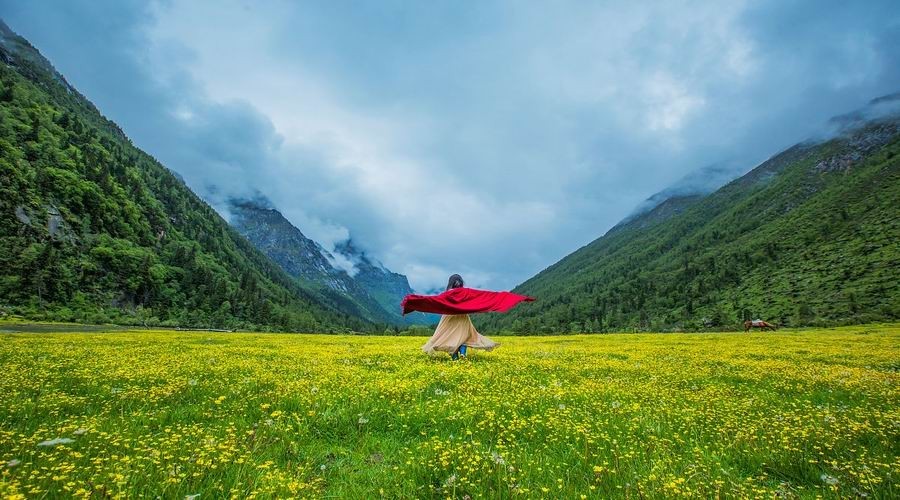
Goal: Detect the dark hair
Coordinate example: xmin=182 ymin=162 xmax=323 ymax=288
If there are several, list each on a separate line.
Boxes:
xmin=446 ymin=274 xmax=464 ymax=291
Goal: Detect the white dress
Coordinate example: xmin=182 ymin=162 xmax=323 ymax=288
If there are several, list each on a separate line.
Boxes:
xmin=422 ymin=314 xmax=499 ymax=354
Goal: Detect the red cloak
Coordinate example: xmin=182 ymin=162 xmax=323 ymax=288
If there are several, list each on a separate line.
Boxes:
xmin=401 ymin=287 xmax=535 ymax=316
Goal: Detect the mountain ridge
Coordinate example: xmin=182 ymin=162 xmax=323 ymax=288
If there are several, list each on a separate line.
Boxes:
xmin=481 ymin=96 xmax=900 ymax=332
xmin=228 ymin=197 xmax=427 ymax=325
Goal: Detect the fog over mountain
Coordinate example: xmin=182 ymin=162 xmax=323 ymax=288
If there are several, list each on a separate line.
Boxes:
xmin=623 ymin=161 xmax=747 ymax=222
xmin=2 ymin=0 xmax=898 ymax=291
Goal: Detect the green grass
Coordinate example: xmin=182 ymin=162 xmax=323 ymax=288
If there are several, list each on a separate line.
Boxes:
xmin=0 ymin=323 xmax=897 ymax=498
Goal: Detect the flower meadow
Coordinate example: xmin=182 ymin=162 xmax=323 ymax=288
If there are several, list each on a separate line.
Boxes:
xmin=0 ymin=325 xmax=897 ymax=498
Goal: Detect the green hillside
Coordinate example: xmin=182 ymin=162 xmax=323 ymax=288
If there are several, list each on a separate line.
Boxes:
xmin=0 ymin=21 xmax=372 ymax=332
xmin=483 ymin=112 xmax=900 ymax=333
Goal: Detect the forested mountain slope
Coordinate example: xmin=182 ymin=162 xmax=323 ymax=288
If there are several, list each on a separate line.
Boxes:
xmin=483 ymin=101 xmax=900 ymax=333
xmin=0 ymin=20 xmax=373 ymax=331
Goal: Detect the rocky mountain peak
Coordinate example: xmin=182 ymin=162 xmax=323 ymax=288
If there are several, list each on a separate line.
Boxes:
xmin=227 ymin=198 xmax=426 ymax=325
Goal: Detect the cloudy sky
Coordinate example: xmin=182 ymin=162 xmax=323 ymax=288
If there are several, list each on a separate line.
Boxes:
xmin=2 ymin=1 xmax=898 ymax=291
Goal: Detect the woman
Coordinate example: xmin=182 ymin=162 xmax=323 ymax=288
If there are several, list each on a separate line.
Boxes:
xmin=421 ymin=274 xmax=499 ymax=359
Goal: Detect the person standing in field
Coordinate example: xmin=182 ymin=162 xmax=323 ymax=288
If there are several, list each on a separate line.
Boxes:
xmin=401 ymin=275 xmax=534 ymax=360
xmin=421 ymin=274 xmax=499 ymax=359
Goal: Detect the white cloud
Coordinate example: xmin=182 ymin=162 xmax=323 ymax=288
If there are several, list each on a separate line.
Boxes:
xmin=642 ymin=73 xmax=706 ymax=132
xmin=4 ymin=0 xmax=898 ymax=292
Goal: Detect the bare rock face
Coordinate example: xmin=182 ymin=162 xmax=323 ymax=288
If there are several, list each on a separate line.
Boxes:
xmin=814 ymin=120 xmax=900 ymax=174
xmin=14 ymin=205 xmax=30 ymax=225
xmin=811 ymin=96 xmax=900 ymax=175
xmin=46 ymin=206 xmax=62 ymax=236
xmin=13 ymin=203 xmax=75 ymax=242
xmin=814 ymin=152 xmax=860 ymax=174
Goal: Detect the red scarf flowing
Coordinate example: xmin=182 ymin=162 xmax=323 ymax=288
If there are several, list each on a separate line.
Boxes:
xmin=401 ymin=287 xmax=535 ymax=316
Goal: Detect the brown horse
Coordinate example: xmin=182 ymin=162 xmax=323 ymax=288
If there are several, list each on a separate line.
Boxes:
xmin=743 ymin=320 xmax=777 ymax=332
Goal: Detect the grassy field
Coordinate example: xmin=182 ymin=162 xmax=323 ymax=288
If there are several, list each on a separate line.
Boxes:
xmin=0 ymin=324 xmax=897 ymax=498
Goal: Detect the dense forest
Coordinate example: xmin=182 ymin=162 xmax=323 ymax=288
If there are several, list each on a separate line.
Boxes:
xmin=482 ymin=111 xmax=900 ymax=333
xmin=0 ymin=22 xmax=375 ymax=332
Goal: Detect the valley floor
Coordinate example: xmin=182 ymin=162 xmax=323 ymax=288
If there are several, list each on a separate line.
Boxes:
xmin=0 ymin=324 xmax=897 ymax=498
